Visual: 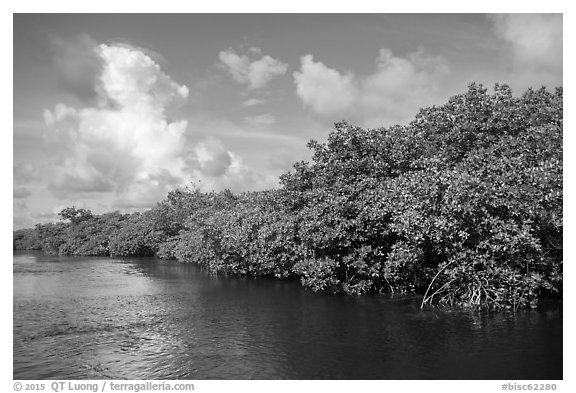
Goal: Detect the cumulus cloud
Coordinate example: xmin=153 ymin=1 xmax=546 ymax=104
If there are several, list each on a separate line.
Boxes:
xmin=218 ymin=47 xmax=288 ymax=89
xmin=99 ymin=44 xmax=189 ymax=109
xmin=192 ymin=137 xmax=233 ymax=177
xmin=243 ymin=98 xmax=265 ymax=107
xmin=192 ymin=149 xmax=279 ymax=193
xmin=293 ymin=48 xmax=450 ymax=126
xmin=43 ymin=43 xmax=190 ymax=206
xmin=43 ymin=103 xmax=78 ymax=126
xmin=182 ymin=135 xmax=278 ymax=193
xmin=360 ymin=48 xmax=450 ymax=125
xmin=489 ymin=14 xmax=562 ymax=88
xmin=43 ymin=41 xmax=269 ymax=209
xmin=244 ymin=114 xmax=276 ymax=127
xmin=293 ymin=55 xmax=359 ymax=117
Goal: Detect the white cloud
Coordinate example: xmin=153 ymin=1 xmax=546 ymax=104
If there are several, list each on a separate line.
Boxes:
xmin=293 ymin=55 xmax=359 ymax=117
xmin=243 ymin=98 xmax=265 ymax=107
xmin=192 ymin=137 xmax=233 ymax=177
xmin=43 ymin=43 xmax=190 ymax=206
xmin=218 ymin=47 xmax=288 ymax=89
xmin=43 ymin=42 xmax=271 ymax=209
xmin=182 ymin=115 xmax=306 ymax=190
xmin=176 ymin=136 xmax=278 ymax=193
xmin=99 ymin=44 xmax=189 ymax=109
xmin=193 ymin=150 xmax=279 ymax=193
xmin=293 ymin=49 xmax=450 ymax=126
xmin=43 ymin=103 xmax=77 ymax=126
xmin=360 ymin=48 xmax=450 ymax=125
xmin=244 ymin=114 xmax=276 ymax=127
xmin=489 ymin=14 xmax=562 ymax=89
xmin=248 ymin=47 xmax=262 ymax=55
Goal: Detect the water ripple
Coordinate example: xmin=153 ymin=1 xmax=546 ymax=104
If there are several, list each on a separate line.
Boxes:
xmin=13 ymin=251 xmax=563 ymax=380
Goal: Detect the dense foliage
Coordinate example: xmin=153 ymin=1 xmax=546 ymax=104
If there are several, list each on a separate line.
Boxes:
xmin=14 ymin=84 xmax=562 ymax=310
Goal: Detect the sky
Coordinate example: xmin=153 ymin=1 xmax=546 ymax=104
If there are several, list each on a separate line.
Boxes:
xmin=12 ymin=13 xmax=563 ymax=229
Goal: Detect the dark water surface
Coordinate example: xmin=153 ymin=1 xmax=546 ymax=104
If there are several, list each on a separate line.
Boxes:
xmin=13 ymin=251 xmax=562 ymax=380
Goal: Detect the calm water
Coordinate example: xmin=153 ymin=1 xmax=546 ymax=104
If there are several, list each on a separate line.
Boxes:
xmin=13 ymin=251 xmax=562 ymax=380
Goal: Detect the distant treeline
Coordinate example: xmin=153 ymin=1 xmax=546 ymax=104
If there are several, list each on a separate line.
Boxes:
xmin=14 ymin=84 xmax=563 ymax=310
